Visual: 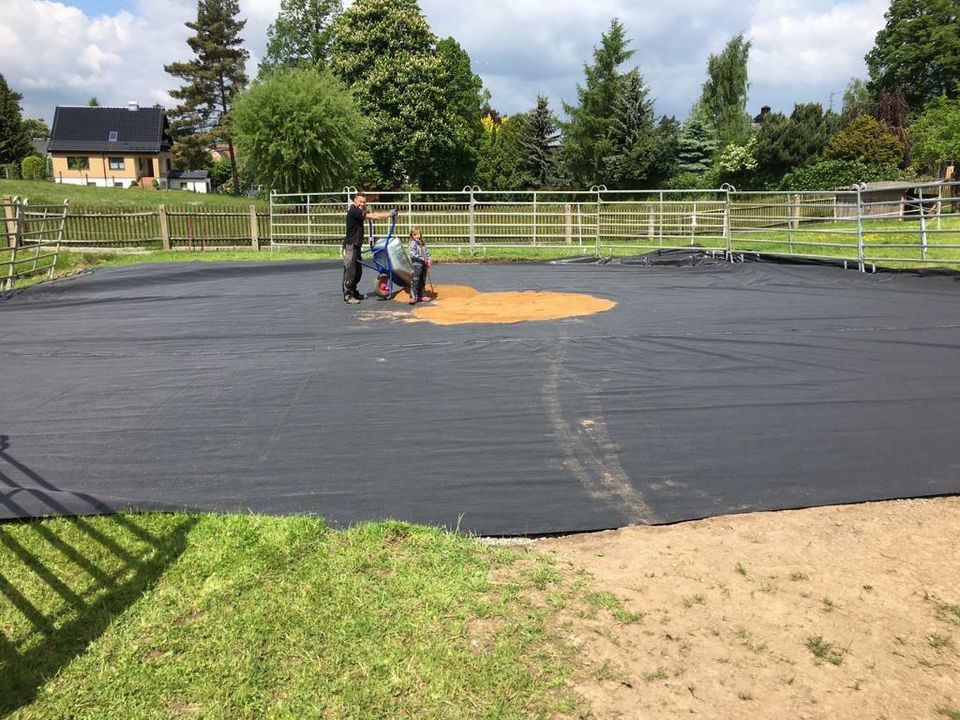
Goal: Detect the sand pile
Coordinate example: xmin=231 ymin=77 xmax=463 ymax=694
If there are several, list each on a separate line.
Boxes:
xmin=394 ymin=285 xmax=616 ymax=325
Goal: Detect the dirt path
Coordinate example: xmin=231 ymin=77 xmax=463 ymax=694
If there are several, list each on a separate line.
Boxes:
xmin=538 ymin=497 xmax=960 ymax=719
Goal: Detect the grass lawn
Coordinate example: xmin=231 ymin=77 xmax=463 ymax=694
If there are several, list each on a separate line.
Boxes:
xmin=0 ymin=179 xmax=266 ymax=209
xmin=0 ymin=514 xmax=588 ymax=719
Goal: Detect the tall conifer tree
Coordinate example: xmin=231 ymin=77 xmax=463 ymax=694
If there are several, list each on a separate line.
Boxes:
xmin=562 ymin=19 xmax=634 ymax=187
xmin=518 ymin=96 xmax=561 ymax=188
xmin=166 ymin=0 xmax=249 ymax=192
xmin=0 ymin=73 xmax=30 ymax=166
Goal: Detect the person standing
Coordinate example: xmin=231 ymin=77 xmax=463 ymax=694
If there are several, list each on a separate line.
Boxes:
xmin=342 ymin=193 xmax=395 ymax=303
xmin=407 ymin=227 xmax=432 ymax=305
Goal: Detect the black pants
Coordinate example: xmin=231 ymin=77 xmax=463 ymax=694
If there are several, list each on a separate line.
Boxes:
xmin=342 ymin=243 xmax=362 ymax=298
xmin=410 ymin=260 xmax=427 ymax=299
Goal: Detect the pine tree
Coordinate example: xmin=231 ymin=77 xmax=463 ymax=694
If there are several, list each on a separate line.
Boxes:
xmin=262 ymin=0 xmax=342 ymax=71
xmin=517 ymin=96 xmax=561 ymax=189
xmin=0 ymin=73 xmax=31 ymax=166
xmin=675 ymin=105 xmax=718 ymax=174
xmin=165 ymin=0 xmax=249 ymax=193
xmin=562 ymin=19 xmax=634 ymax=187
xmin=699 ymin=34 xmax=752 ymax=147
xmin=756 ymin=103 xmax=839 ymax=178
xmin=605 ymin=68 xmax=657 ymax=188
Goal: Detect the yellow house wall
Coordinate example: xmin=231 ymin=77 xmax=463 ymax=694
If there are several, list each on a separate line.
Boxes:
xmin=51 ymin=152 xmax=175 ymax=186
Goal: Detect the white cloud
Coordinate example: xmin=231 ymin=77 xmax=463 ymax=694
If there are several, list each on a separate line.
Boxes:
xmin=0 ymin=0 xmax=890 ymax=125
xmin=747 ymin=0 xmax=887 ymax=86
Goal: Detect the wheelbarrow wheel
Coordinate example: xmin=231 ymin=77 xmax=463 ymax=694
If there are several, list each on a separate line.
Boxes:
xmin=373 ymin=274 xmax=391 ymax=299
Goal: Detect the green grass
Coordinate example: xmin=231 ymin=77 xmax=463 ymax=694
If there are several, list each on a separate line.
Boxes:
xmin=805 ymin=635 xmax=845 ymax=666
xmin=0 ymin=179 xmax=266 ymax=208
xmin=0 ymin=514 xmax=580 ymax=719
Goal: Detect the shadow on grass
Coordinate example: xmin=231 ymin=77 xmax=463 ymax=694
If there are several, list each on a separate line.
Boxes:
xmin=0 ymin=435 xmax=196 ymax=716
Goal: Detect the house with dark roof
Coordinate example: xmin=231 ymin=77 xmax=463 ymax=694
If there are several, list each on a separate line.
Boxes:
xmin=48 ymin=103 xmax=176 ymax=189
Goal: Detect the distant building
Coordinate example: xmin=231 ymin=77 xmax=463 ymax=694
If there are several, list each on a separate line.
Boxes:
xmin=47 ymin=103 xmax=175 ymax=188
xmin=752 ymin=106 xmax=772 ymax=130
xmin=168 ymin=169 xmax=211 ymax=194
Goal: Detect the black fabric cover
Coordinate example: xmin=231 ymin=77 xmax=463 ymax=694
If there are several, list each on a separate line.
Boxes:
xmin=2 ymin=259 xmax=959 ymax=535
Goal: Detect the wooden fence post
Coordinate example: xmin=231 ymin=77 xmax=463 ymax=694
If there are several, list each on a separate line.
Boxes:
xmin=250 ymin=205 xmax=260 ymax=251
xmin=158 ymin=204 xmax=171 ymax=250
xmin=564 ymin=203 xmax=572 ymax=245
xmin=2 ymin=196 xmax=18 ymax=249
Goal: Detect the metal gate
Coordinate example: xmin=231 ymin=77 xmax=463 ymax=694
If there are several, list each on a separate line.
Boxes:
xmin=2 ymin=197 xmax=69 ymax=292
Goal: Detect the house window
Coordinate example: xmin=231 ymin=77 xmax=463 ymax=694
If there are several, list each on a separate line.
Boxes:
xmin=109 ymin=157 xmax=125 ymax=170
xmin=114 ymin=182 xmax=124 ymax=188
xmin=68 ymin=156 xmax=90 ymax=171
xmin=108 ymin=131 xmax=118 ymax=142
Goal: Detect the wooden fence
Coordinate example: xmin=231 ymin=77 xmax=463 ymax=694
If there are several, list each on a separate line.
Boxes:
xmin=59 ymin=205 xmax=269 ymax=250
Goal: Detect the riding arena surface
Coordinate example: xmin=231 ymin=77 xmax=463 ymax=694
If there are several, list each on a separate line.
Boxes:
xmin=1 ymin=255 xmax=958 ymax=536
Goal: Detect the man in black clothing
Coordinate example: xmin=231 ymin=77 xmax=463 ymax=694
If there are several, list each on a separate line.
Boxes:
xmin=342 ymin=193 xmax=395 ymax=303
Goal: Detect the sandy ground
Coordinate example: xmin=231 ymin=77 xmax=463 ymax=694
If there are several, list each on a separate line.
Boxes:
xmin=538 ymin=497 xmax=960 ymax=720
xmin=390 ymin=284 xmax=616 ymax=324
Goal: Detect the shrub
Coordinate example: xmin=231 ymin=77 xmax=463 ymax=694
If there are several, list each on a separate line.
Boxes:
xmin=2 ymin=162 xmax=20 ymax=179
xmin=822 ymin=116 xmax=905 ymax=168
xmin=20 ymin=155 xmax=45 ymax=180
xmin=778 ymin=159 xmax=892 ymax=191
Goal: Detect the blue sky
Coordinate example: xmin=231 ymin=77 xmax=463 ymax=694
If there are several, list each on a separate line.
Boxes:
xmin=1 ymin=0 xmax=890 ymax=126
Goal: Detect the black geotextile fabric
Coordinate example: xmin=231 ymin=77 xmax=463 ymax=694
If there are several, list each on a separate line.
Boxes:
xmin=2 ymin=258 xmax=959 ymax=535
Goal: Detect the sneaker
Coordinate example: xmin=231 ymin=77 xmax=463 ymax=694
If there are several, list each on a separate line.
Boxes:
xmin=352 ymin=291 xmax=365 ymax=300
xmin=344 ymin=296 xmax=361 ymax=304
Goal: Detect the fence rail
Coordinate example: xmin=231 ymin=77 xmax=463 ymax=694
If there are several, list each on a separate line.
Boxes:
xmin=2 ymin=196 xmax=68 ymax=291
xmin=269 ymin=183 xmax=960 ymax=268
xmin=6 ymin=183 xmax=960 ymax=273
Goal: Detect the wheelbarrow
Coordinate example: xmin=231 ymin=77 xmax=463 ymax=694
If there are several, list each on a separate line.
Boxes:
xmin=359 ymin=212 xmax=413 ymax=299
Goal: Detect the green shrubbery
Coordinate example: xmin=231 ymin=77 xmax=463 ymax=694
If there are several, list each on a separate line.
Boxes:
xmin=778 ymin=160 xmax=891 ymax=191
xmin=20 ymin=155 xmax=45 ymax=180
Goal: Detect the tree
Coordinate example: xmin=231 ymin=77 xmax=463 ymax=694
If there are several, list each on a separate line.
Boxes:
xmin=645 ymin=116 xmax=681 ymax=188
xmin=865 ymin=0 xmax=960 ymax=108
xmin=562 ymin=18 xmax=634 ymax=187
xmin=755 ymin=103 xmax=838 ymax=178
xmin=22 ymin=118 xmax=50 ymax=138
xmin=841 ymin=78 xmax=873 ymax=126
xmin=476 ymin=114 xmax=524 ymax=190
xmin=262 ymin=0 xmax=342 ymax=71
xmin=165 ymin=0 xmax=249 ymax=193
xmin=675 ymin=104 xmax=717 ymax=174
xmin=0 ymin=73 xmax=30 ymax=165
xmin=823 ymin=115 xmax=905 ymax=168
xmin=699 ymin=33 xmax=752 ymax=147
xmin=329 ymin=0 xmax=482 ymax=189
xmin=910 ymin=96 xmax=960 ymax=171
xmin=517 ymin=96 xmax=561 ymax=189
xmin=87 ymin=96 xmax=100 ymax=106
xmin=605 ymin=68 xmax=657 ymax=188
xmin=432 ymin=37 xmax=485 ymax=189
xmin=232 ymin=67 xmax=362 ymax=192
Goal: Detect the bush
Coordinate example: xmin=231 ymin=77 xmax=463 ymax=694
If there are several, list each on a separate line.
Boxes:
xmin=20 ymin=155 xmax=45 ymax=180
xmin=2 ymin=162 xmax=20 ymax=180
xmin=822 ymin=116 xmax=905 ymax=168
xmin=778 ymin=160 xmax=893 ymax=191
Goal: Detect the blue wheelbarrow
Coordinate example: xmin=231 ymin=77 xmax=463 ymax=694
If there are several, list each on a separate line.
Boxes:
xmin=359 ymin=213 xmax=413 ymax=299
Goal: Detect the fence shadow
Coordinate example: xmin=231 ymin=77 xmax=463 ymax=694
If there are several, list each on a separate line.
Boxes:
xmin=0 ymin=435 xmax=196 ymax=715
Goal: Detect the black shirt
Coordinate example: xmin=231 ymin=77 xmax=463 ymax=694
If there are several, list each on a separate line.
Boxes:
xmin=344 ymin=204 xmax=367 ymax=247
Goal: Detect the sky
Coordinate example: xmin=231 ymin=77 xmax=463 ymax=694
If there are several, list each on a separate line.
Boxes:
xmin=0 ymin=0 xmax=891 ymax=126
